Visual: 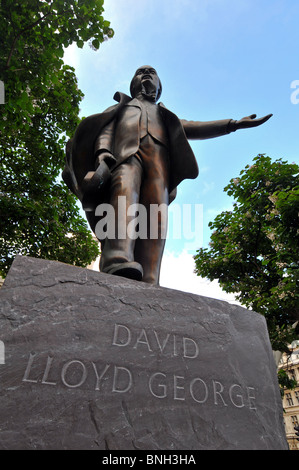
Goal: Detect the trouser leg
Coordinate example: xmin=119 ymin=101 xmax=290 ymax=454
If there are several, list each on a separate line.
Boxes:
xmin=98 ymin=136 xmax=169 ymax=285
xmin=99 ymin=157 xmax=143 ymax=278
xmin=134 ymin=136 xmax=169 ymax=285
xmin=134 ymin=182 xmax=168 ymax=285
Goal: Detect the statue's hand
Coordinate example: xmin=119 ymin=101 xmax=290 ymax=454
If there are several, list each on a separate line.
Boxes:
xmin=81 ymin=160 xmax=111 ymax=212
xmin=95 ymin=151 xmax=116 ymax=169
xmin=235 ymin=113 xmax=273 ymax=129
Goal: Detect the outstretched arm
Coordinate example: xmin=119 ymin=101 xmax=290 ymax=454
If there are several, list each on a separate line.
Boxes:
xmin=181 ymin=113 xmax=272 ymax=140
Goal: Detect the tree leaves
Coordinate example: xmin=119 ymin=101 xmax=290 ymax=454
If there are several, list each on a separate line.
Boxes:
xmin=194 ymin=154 xmax=299 ymax=351
xmin=0 ymin=0 xmax=114 ymax=277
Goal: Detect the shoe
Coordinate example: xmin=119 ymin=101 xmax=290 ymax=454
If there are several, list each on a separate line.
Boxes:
xmin=105 ymin=261 xmax=143 ymax=281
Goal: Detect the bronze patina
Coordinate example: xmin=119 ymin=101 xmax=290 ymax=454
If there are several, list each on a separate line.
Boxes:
xmin=63 ymin=66 xmax=272 ymax=285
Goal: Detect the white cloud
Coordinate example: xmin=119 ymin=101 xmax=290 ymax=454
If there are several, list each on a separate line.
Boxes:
xmin=63 ymin=43 xmax=81 ymax=70
xmin=160 ymin=250 xmax=240 ymax=305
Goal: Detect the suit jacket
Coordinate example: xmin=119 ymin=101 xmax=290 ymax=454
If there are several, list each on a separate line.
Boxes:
xmin=62 ymin=92 xmax=233 ymax=203
xmin=94 ymin=97 xmax=169 ymax=158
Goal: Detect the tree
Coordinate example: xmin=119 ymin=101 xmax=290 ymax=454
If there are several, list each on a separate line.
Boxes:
xmin=0 ymin=0 xmax=114 ymax=277
xmin=194 ymin=154 xmax=299 ymax=352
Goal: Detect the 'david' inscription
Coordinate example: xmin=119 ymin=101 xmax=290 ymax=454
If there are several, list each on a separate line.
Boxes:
xmin=112 ymin=323 xmax=199 ymax=358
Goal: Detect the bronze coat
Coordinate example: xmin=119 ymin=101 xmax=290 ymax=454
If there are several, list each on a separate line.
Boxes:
xmin=63 ymin=92 xmax=233 ymax=203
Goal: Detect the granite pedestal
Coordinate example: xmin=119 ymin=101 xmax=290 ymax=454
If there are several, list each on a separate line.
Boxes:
xmin=0 ymin=256 xmax=288 ymax=450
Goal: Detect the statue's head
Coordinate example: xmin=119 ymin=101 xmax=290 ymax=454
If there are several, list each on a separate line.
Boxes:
xmin=130 ymin=65 xmax=162 ymax=101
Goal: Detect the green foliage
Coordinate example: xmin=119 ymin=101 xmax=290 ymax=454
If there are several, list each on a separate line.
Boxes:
xmin=0 ymin=183 xmax=100 ymax=275
xmin=278 ymin=368 xmax=297 ymax=397
xmin=1 ymin=0 xmax=113 ymax=134
xmin=194 ymin=154 xmax=299 ymax=349
xmin=270 ymin=323 xmax=299 ymax=355
xmin=0 ymin=0 xmax=114 ymax=276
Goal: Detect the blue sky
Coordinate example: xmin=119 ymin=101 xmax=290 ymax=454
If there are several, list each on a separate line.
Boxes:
xmin=64 ymin=0 xmax=299 ymax=300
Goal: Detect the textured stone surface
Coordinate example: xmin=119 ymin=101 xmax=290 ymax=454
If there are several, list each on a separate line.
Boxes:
xmin=0 ymin=256 xmax=288 ymax=450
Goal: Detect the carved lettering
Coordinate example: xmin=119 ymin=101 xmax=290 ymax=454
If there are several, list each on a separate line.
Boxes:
xmin=20 ymin=350 xmax=258 ymax=412
xmin=112 ymin=324 xmax=131 ymax=347
xmin=61 ymin=360 xmax=87 ymax=388
xmin=147 ymin=373 xmax=255 ymax=409
xmin=173 ymin=375 xmax=185 ymax=401
xmin=247 ymin=386 xmax=257 ymax=410
xmin=41 ymin=356 xmax=57 ymax=386
xmin=153 ymin=330 xmax=170 ymax=353
xmin=229 ymin=384 xmax=245 ymax=408
xmin=112 ymin=366 xmax=132 ymax=393
xmin=173 ymin=334 xmax=179 ymax=356
xmin=213 ymin=380 xmax=228 ymax=406
xmin=190 ymin=377 xmax=208 ymax=404
xmin=133 ymin=329 xmax=152 ymax=351
xmin=92 ymin=363 xmax=110 ymax=390
xmin=22 ymin=353 xmax=38 ymax=383
xmin=149 ymin=372 xmax=167 ymax=398
xmin=111 ymin=323 xmax=199 ymax=359
xmin=183 ymin=337 xmax=199 ymax=359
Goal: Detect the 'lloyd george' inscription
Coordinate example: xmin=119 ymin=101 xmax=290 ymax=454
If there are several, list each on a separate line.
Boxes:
xmin=21 ymin=323 xmax=257 ymax=410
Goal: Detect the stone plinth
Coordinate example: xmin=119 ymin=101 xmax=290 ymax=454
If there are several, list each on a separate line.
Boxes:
xmin=0 ymin=256 xmax=288 ymax=450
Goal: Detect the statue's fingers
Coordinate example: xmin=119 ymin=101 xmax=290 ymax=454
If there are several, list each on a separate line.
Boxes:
xmin=264 ymin=113 xmax=273 ymax=120
xmin=257 ymin=113 xmax=273 ymax=124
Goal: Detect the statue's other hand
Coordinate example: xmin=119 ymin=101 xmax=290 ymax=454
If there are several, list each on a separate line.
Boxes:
xmin=236 ymin=113 xmax=273 ymax=129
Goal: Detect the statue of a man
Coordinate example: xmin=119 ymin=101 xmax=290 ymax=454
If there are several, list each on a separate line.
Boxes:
xmin=63 ymin=65 xmax=271 ymax=285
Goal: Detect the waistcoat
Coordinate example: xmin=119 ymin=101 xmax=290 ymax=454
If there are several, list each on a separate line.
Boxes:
xmin=139 ymin=99 xmax=168 ymax=146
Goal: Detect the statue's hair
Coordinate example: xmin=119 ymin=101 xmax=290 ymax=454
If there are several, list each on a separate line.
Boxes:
xmin=130 ymin=70 xmax=162 ymax=101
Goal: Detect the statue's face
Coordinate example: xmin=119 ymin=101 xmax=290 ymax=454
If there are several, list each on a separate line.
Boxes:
xmin=131 ymin=65 xmax=161 ymax=100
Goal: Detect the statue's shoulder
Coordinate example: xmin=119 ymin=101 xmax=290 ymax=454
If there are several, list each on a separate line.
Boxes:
xmin=158 ymin=102 xmax=181 ymax=124
xmin=158 ymin=102 xmax=167 ymax=109
xmin=95 ymin=92 xmax=131 ymax=115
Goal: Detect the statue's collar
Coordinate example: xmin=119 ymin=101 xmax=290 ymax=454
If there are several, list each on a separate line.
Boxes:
xmin=113 ymin=92 xmax=131 ymax=104
xmin=113 ymin=91 xmax=165 ymax=108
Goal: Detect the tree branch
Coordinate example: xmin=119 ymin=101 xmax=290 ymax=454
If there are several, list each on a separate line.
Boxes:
xmin=5 ymin=5 xmax=55 ymax=69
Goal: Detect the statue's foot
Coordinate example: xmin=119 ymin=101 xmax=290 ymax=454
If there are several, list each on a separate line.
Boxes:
xmin=105 ymin=261 xmax=143 ymax=281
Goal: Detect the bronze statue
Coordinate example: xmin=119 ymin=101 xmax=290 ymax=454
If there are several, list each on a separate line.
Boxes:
xmin=63 ymin=65 xmax=272 ymax=285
